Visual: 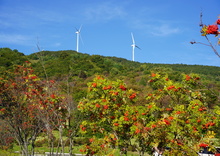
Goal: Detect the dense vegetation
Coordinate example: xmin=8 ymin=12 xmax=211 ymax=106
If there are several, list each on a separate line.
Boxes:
xmin=1 ymin=47 xmax=220 ymax=98
xmin=0 ymin=47 xmax=220 ymax=156
xmin=1 ymin=48 xmax=220 ymax=79
xmin=1 ymin=47 xmax=220 ymax=102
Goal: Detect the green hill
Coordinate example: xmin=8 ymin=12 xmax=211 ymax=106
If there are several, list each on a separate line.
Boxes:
xmin=1 ymin=48 xmax=220 ymax=79
xmin=1 ymin=47 xmax=220 ymax=101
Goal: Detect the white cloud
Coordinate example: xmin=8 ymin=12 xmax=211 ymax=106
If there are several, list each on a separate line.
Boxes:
xmin=83 ymin=2 xmax=126 ymax=22
xmin=53 ymin=42 xmax=61 ymax=47
xmin=151 ymin=24 xmax=180 ymax=36
xmin=0 ymin=34 xmax=32 ymax=45
xmin=0 ymin=4 xmax=70 ymax=30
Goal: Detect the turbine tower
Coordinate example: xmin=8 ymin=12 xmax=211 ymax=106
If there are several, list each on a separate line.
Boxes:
xmin=131 ymin=32 xmax=141 ymax=61
xmin=75 ymin=25 xmax=82 ymax=52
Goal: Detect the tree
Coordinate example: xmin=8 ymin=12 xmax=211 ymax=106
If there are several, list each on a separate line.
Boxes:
xmin=0 ymin=63 xmax=67 ymax=156
xmin=78 ymin=75 xmax=138 ymax=155
xmin=77 ymin=73 xmax=219 ymax=155
xmin=142 ymin=72 xmax=219 ymax=155
xmin=33 ymin=80 xmax=68 ymax=156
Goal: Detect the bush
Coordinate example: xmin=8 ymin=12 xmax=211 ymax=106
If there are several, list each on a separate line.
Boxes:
xmin=73 ymin=137 xmax=90 ymax=146
xmin=0 ymin=150 xmax=19 ymax=156
xmin=35 ymin=138 xmax=48 ymax=147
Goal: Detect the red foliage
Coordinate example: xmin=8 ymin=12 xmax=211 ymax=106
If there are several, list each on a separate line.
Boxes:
xmin=199 ymin=143 xmax=209 ymax=147
xmin=129 ymin=93 xmax=136 ymax=99
xmin=50 ymin=80 xmax=55 ymax=83
xmin=114 ymin=123 xmax=119 ymax=126
xmin=0 ymin=108 xmax=6 ymax=112
xmin=168 ymin=116 xmax=174 ymax=120
xmin=164 ymin=119 xmax=171 ymax=125
xmin=119 ymin=85 xmax=126 ymax=91
xmin=198 ymin=107 xmax=207 ymax=111
xmin=89 ymin=138 xmax=94 ymax=143
xmin=110 ymin=116 xmax=115 ymax=119
xmin=166 ymin=108 xmax=172 ymax=111
xmin=95 ymin=104 xmax=101 ymax=108
xmin=185 ymin=75 xmax=191 ymax=81
xmin=194 ymin=77 xmax=200 ymax=80
xmin=113 ymin=92 xmax=118 ymax=95
xmin=217 ymin=19 xmax=220 ymax=25
xmin=149 ymin=79 xmax=154 ymax=83
xmin=50 ymin=94 xmax=56 ymax=99
xmin=148 ymin=105 xmax=152 ymax=109
xmin=107 ymin=85 xmax=112 ymax=89
xmin=132 ymin=117 xmax=137 ymax=121
xmin=135 ymin=128 xmax=141 ymax=134
xmin=103 ymin=105 xmax=109 ymax=109
xmin=167 ymin=85 xmax=175 ymax=90
xmin=79 ymin=149 xmax=86 ymax=153
xmin=31 ymin=76 xmax=37 ymax=79
xmin=96 ymin=76 xmax=103 ymax=80
xmin=124 ymin=117 xmax=129 ymax=121
xmin=185 ymin=120 xmax=190 ymax=124
xmin=92 ymin=83 xmax=97 ymax=87
xmin=206 ymin=25 xmax=218 ymax=34
xmin=151 ymin=73 xmax=156 ymax=77
xmin=80 ymin=125 xmax=86 ymax=131
xmin=175 ymin=111 xmax=182 ymax=114
xmin=151 ymin=124 xmax=157 ymax=128
xmin=124 ymin=112 xmax=129 ymax=116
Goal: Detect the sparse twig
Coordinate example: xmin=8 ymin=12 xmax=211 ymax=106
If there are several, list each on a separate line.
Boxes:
xmin=191 ymin=12 xmax=220 ymax=58
xmin=36 ymin=39 xmax=49 ymax=81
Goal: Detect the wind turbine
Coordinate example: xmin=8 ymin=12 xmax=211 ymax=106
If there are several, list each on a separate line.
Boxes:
xmin=131 ymin=32 xmax=141 ymax=61
xmin=75 ymin=25 xmax=82 ymax=52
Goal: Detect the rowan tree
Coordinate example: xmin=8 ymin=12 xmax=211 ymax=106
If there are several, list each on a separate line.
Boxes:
xmin=78 ymin=75 xmax=138 ymax=155
xmin=143 ymin=72 xmax=219 ymax=155
xmin=78 ymin=73 xmax=219 ymax=156
xmin=0 ymin=63 xmax=67 ymax=156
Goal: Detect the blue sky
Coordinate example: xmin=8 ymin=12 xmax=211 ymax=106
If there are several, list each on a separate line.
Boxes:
xmin=0 ymin=0 xmax=220 ymax=66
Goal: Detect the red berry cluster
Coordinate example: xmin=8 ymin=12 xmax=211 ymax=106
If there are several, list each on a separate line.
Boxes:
xmin=205 ymin=18 xmax=220 ymax=35
xmin=206 ymin=25 xmax=218 ymax=34
xmin=217 ymin=19 xmax=220 ymax=25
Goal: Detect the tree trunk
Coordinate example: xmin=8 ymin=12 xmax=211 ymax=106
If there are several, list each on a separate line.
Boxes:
xmin=21 ymin=141 xmax=29 ymax=156
xmin=30 ymin=139 xmax=35 ymax=156
xmin=69 ymin=137 xmax=73 ymax=156
xmin=59 ymin=126 xmax=65 ymax=156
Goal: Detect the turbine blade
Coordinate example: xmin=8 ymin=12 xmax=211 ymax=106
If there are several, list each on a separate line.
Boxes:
xmin=135 ymin=45 xmax=141 ymax=50
xmin=131 ymin=32 xmax=135 ymax=44
xmin=75 ymin=27 xmax=79 ymax=32
xmin=79 ymin=24 xmax=83 ymax=33
xmin=79 ymin=33 xmax=84 ymax=45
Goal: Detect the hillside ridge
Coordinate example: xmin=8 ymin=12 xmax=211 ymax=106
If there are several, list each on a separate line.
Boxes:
xmin=0 ymin=48 xmax=220 ymax=81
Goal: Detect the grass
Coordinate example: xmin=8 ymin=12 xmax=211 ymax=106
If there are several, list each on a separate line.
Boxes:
xmin=5 ymin=131 xmax=219 ymax=156
xmin=10 ymin=144 xmax=145 ymax=155
xmin=0 ymin=149 xmax=19 ymax=156
xmin=8 ymin=143 xmax=150 ymax=156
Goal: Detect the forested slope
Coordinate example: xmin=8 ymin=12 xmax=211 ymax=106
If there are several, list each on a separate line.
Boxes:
xmin=1 ymin=47 xmax=220 ymax=102
xmin=1 ymin=48 xmax=220 ymax=79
